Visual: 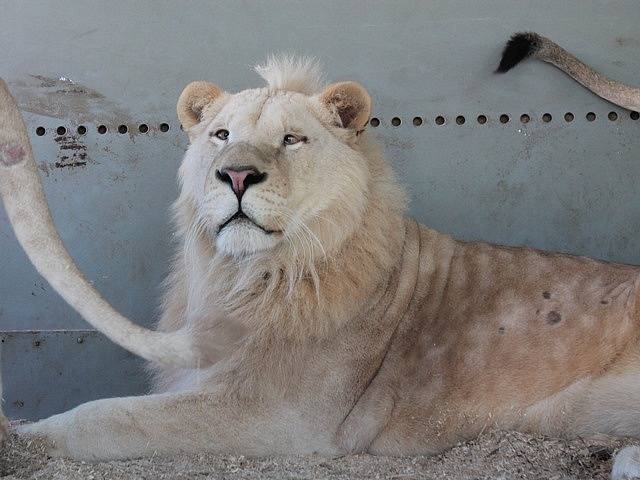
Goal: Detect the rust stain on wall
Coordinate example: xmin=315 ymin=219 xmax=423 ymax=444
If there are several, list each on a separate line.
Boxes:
xmin=615 ymin=36 xmax=640 ymax=47
xmin=8 ymin=75 xmax=132 ymax=125
xmin=54 ymin=135 xmax=88 ymax=168
xmin=377 ymin=133 xmax=416 ymax=150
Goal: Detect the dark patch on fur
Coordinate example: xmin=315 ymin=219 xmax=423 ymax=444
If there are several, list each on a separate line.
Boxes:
xmin=0 ymin=144 xmax=25 ymax=166
xmin=546 ymin=310 xmax=562 ymax=325
xmin=496 ymin=32 xmax=541 ymax=73
xmin=542 ymin=291 xmax=551 ymax=299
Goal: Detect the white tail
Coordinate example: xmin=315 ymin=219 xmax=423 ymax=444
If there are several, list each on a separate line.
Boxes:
xmin=0 ymin=79 xmax=224 ymax=368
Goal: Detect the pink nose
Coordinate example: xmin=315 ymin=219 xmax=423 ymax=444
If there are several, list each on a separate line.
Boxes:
xmin=215 ymin=167 xmax=267 ymax=200
xmin=226 ymin=169 xmax=253 ymax=195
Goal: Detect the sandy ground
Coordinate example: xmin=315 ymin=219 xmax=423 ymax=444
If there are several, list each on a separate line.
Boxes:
xmin=0 ymin=430 xmax=631 ymax=480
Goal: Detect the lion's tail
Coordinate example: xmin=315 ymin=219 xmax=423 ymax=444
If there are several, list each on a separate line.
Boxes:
xmin=496 ymin=31 xmax=640 ymax=112
xmin=0 ymin=79 xmax=217 ymax=369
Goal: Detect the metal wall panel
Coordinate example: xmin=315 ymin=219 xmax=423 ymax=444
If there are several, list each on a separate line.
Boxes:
xmin=1 ymin=331 xmax=146 ymax=420
xmin=1 ymin=1 xmax=639 ymax=419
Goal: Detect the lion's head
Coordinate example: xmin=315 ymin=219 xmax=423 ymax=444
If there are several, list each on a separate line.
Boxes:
xmin=175 ymin=57 xmax=398 ymax=263
xmin=167 ymin=57 xmax=407 ymax=339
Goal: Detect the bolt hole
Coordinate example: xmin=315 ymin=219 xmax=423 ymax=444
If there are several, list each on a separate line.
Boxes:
xmin=369 ymin=117 xmax=380 ymax=127
xmin=564 ymin=112 xmax=574 ymax=122
xmin=391 ymin=117 xmax=401 ymax=127
xmin=542 ymin=113 xmax=552 ymax=123
xmin=608 ymin=111 xmax=618 ymax=121
xmin=160 ymin=123 xmax=170 ymax=132
xmin=477 ymin=115 xmax=487 ymax=125
xmin=56 ymin=126 xmax=66 ymax=136
xmin=435 ymin=115 xmax=445 ymax=126
xmin=139 ymin=123 xmax=149 ymax=133
xmin=97 ymin=125 xmax=107 ymax=134
xmin=520 ymin=114 xmax=530 ymax=124
xmin=412 ymin=116 xmax=423 ymax=126
xmin=36 ymin=127 xmax=46 ymax=136
xmin=455 ymin=115 xmax=466 ymax=125
xmin=499 ymin=114 xmax=510 ymax=124
xmin=77 ymin=125 xmax=87 ymax=135
xmin=586 ymin=112 xmax=596 ymax=122
xmin=631 ymin=111 xmax=639 ymax=120
xmin=118 ymin=124 xmax=128 ymax=134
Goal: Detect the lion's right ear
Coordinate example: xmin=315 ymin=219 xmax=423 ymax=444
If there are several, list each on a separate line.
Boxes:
xmin=319 ymin=81 xmax=371 ymax=132
xmin=177 ymin=81 xmax=223 ymax=131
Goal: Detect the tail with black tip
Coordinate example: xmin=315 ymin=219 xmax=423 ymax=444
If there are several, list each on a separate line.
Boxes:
xmin=496 ymin=32 xmax=640 ymax=111
xmin=496 ymin=32 xmax=543 ymax=73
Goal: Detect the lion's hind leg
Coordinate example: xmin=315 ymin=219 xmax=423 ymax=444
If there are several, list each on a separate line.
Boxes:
xmin=571 ymin=369 xmax=640 ymax=438
xmin=570 ymin=365 xmax=640 ymax=479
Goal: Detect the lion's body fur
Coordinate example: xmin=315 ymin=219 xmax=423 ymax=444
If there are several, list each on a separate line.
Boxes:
xmin=147 ymin=57 xmax=640 ymax=456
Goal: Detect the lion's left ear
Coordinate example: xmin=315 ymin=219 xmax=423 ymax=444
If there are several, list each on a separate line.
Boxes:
xmin=177 ymin=81 xmax=223 ymax=131
xmin=319 ymin=81 xmax=371 ymax=132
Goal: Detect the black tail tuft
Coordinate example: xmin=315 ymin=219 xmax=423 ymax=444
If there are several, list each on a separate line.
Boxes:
xmin=496 ymin=32 xmax=541 ymax=73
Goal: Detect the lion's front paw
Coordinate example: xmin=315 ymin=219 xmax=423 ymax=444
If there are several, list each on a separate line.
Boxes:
xmin=16 ymin=417 xmax=70 ymax=458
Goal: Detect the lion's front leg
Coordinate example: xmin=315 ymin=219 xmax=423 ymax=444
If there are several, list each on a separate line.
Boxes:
xmin=18 ymin=392 xmax=241 ymax=460
xmin=17 ymin=391 xmax=338 ymax=461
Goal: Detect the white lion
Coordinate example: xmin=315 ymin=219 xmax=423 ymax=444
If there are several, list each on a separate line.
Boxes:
xmin=2 ymin=58 xmax=640 ymax=479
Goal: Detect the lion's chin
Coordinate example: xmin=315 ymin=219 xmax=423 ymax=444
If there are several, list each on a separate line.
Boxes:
xmin=216 ymin=220 xmax=281 ymax=257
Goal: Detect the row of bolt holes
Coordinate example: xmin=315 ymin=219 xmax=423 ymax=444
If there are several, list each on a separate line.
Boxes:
xmin=35 ymin=111 xmax=640 ymax=135
xmin=35 ymin=123 xmax=171 ymax=136
xmin=370 ymin=110 xmax=640 ymax=127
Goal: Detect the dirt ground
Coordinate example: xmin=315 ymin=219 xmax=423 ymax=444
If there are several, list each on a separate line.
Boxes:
xmin=0 ymin=429 xmax=631 ymax=480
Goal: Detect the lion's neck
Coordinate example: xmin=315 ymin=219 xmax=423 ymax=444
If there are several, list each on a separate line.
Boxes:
xmin=196 ymin=218 xmax=404 ymax=340
xmin=190 ymin=215 xmax=404 ymax=338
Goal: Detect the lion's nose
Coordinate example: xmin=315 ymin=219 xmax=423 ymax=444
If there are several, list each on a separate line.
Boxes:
xmin=215 ymin=167 xmax=267 ymax=201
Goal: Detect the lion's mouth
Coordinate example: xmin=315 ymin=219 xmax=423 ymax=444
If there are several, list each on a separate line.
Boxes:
xmin=217 ymin=210 xmax=278 ymax=235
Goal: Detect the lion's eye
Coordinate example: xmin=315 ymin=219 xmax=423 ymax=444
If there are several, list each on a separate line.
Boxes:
xmin=283 ymin=134 xmax=302 ymax=146
xmin=213 ymin=129 xmax=229 ymax=140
